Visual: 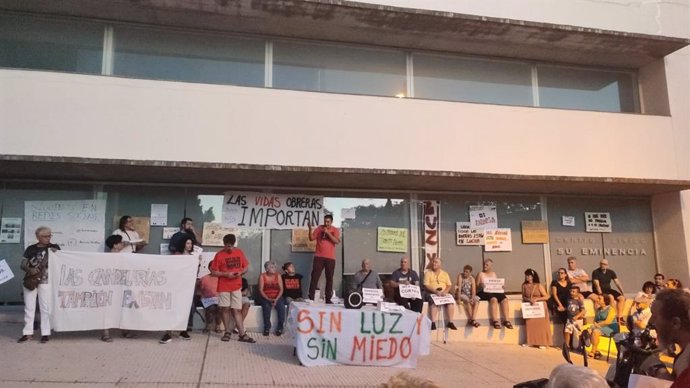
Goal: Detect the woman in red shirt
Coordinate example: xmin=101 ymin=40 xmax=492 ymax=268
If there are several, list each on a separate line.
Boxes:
xmin=258 ymin=261 xmax=285 ymax=337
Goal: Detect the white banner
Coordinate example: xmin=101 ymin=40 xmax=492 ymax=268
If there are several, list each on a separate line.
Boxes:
xmin=222 ymin=192 xmax=324 ymax=229
xmin=429 ymin=294 xmax=455 ymax=305
xmin=483 ymin=278 xmax=505 ymax=293
xmin=0 ymin=259 xmax=14 ymax=285
xmin=289 ymin=302 xmax=431 ymax=368
xmin=25 ymin=200 xmax=106 ymax=251
xmin=399 ymin=284 xmax=422 ymax=299
xmin=49 ymin=250 xmax=197 ymax=332
xmin=521 ymin=302 xmax=546 ymax=319
xmin=423 ymin=201 xmax=440 ymax=268
xmin=469 ymin=205 xmax=498 ymax=229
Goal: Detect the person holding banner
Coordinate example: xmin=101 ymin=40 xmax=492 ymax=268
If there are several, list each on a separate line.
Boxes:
xmin=209 ymin=234 xmax=256 ymax=343
xmin=390 ymin=257 xmax=423 ymax=313
xmin=423 ymin=258 xmax=457 ymax=331
xmin=307 ymin=215 xmax=340 ymax=304
xmin=160 ymin=237 xmax=198 ymax=343
xmin=18 ymin=227 xmax=60 ymax=344
xmin=476 ymin=258 xmax=513 ymax=330
xmin=521 ymin=269 xmax=552 ymax=348
xmin=112 ymin=215 xmax=147 ymax=253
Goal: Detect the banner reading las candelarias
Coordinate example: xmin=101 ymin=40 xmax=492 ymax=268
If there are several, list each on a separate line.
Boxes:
xmin=289 ymin=303 xmax=431 ymax=368
xmin=49 ymin=251 xmax=197 ymax=331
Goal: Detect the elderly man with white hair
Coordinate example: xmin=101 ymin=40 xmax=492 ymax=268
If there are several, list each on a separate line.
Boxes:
xmin=353 ymin=258 xmax=383 ymax=290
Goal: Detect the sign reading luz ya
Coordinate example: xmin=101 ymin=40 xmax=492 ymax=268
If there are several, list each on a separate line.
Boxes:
xmin=222 ymin=192 xmax=324 ymax=229
xmin=49 ymin=251 xmax=197 ymax=331
xmin=290 ymin=303 xmax=431 ymax=368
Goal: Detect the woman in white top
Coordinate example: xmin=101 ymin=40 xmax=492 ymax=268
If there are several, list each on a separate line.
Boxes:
xmin=112 ymin=216 xmax=147 ymax=253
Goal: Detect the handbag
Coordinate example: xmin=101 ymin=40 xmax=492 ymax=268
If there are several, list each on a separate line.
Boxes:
xmin=23 ymin=271 xmax=41 ymax=290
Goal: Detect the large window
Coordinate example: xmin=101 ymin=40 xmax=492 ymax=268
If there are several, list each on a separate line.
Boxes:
xmin=113 ymin=27 xmax=265 ymax=87
xmin=273 ymin=41 xmax=407 ymax=97
xmin=413 ymin=54 xmax=533 ymax=106
xmin=0 ymin=14 xmax=103 ymax=73
xmin=537 ymin=65 xmax=637 ymax=113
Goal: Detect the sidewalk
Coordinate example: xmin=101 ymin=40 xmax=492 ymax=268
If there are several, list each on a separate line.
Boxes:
xmin=0 ymin=307 xmax=611 ymax=387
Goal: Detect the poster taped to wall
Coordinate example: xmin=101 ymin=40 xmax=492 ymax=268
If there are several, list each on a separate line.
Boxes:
xmin=0 ymin=259 xmax=14 ymax=285
xmin=222 ymin=192 xmax=323 ymax=229
xmin=202 ymin=223 xmax=239 ymax=246
xmin=469 ymin=205 xmax=498 ymax=229
xmin=25 ymin=200 xmax=106 ymax=251
xmin=484 ymin=228 xmax=512 ymax=251
xmin=423 ymin=201 xmax=440 ymax=268
xmin=377 ymin=227 xmax=408 ymax=253
xmin=585 ymin=212 xmax=612 ymax=233
xmin=150 ymin=204 xmax=168 ymax=226
xmin=0 ymin=217 xmax=22 ymax=243
xmin=456 ymin=222 xmax=484 ymax=245
xmin=521 ymin=220 xmax=549 ymax=244
xmin=291 ymin=228 xmax=316 ymax=252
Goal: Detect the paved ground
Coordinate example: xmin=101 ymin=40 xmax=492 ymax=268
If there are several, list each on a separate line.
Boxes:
xmin=0 ymin=306 xmax=611 ymax=387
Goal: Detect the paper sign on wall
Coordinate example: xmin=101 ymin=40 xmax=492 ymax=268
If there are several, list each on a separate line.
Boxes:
xmin=341 ymin=207 xmax=356 ymax=220
xmin=202 ymin=222 xmax=239 ymax=247
xmin=25 ymin=200 xmax=106 ymax=251
xmin=291 ymin=228 xmax=316 ymax=252
xmin=585 ymin=212 xmax=612 ymax=233
xmin=150 ymin=204 xmax=168 ymax=226
xmin=562 ymin=216 xmax=575 ymax=227
xmin=456 ymin=222 xmax=484 ymax=245
xmin=0 ymin=259 xmax=14 ymax=285
xmin=162 ymin=227 xmax=178 ymax=239
xmin=222 ymin=192 xmax=323 ymax=229
xmin=377 ymin=227 xmax=408 ymax=253
xmin=521 ymin=220 xmax=549 ymax=244
xmin=469 ymin=205 xmax=498 ymax=229
xmin=484 ymin=228 xmax=512 ymax=251
xmin=0 ymin=217 xmax=22 ymax=243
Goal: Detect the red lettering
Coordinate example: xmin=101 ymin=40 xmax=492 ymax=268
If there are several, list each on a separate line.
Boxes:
xmin=330 ymin=311 xmax=342 ymax=333
xmin=317 ymin=311 xmax=326 ymax=334
xmin=387 ymin=337 xmax=398 ymax=359
xmin=350 ymin=336 xmax=366 ymax=362
xmin=376 ymin=339 xmax=387 ymax=361
xmin=296 ymin=309 xmax=314 ymax=334
xmin=400 ymin=337 xmax=412 ymax=359
xmin=425 ymin=228 xmax=437 ymax=245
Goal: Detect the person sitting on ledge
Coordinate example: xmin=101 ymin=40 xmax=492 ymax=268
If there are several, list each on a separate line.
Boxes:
xmin=423 ymin=258 xmax=457 ymax=331
xmin=476 ymin=258 xmax=513 ymax=330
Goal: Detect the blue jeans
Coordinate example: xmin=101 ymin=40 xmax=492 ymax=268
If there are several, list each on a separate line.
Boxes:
xmin=260 ymin=296 xmax=286 ymax=332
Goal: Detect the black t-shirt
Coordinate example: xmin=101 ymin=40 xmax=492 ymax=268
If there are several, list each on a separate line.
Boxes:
xmin=592 ymin=268 xmax=617 ymax=292
xmin=391 ymin=269 xmax=420 ymax=285
xmin=168 ymin=231 xmax=197 ymax=254
xmin=282 ymin=273 xmax=303 ymax=300
xmin=550 ymin=280 xmax=572 ymax=306
xmin=241 ymin=277 xmax=249 ymax=292
xmin=23 ymin=243 xmax=60 ymax=283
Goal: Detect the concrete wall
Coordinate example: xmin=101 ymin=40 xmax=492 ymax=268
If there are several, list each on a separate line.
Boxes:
xmin=0 ymin=69 xmax=682 ymax=180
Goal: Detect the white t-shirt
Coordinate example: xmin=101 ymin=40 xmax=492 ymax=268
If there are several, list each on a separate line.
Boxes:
xmin=567 ymin=268 xmax=592 ymax=293
xmin=112 ymin=229 xmax=142 ymax=253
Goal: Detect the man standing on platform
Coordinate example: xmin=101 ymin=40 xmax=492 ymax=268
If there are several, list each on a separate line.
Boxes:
xmin=307 ymin=214 xmax=340 ymax=304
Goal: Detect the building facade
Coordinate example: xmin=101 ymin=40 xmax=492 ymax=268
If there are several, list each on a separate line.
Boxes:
xmin=1 ymin=0 xmax=689 ymax=303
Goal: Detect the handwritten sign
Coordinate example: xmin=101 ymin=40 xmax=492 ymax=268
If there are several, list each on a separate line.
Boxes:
xmin=483 ymin=278 xmax=505 ymax=293
xmin=202 ymin=223 xmax=239 ymax=247
xmin=290 ymin=303 xmax=431 ymax=368
xmin=399 ymin=284 xmax=422 ymax=299
xmin=521 ymin=302 xmax=546 ymax=319
xmin=362 ymin=288 xmax=384 ymax=304
xmin=0 ymin=259 xmax=15 ymax=285
xmin=585 ymin=212 xmax=612 ymax=233
xmin=469 ymin=205 xmax=498 ymax=229
xmin=423 ymin=201 xmax=440 ymax=268
xmin=456 ymin=222 xmax=484 ymax=245
xmin=429 ymin=293 xmax=455 ymax=305
xmin=291 ymin=228 xmax=316 ymax=252
xmin=0 ymin=217 xmax=22 ymax=244
xmin=562 ymin=216 xmax=575 ymax=227
xmin=484 ymin=228 xmax=512 ymax=251
xmin=162 ymin=227 xmax=178 ymax=239
xmin=25 ymin=200 xmax=106 ymax=251
xmin=49 ymin=250 xmax=197 ymax=331
xmin=377 ymin=227 xmax=408 ymax=253
xmin=222 ymin=191 xmax=323 ymax=229
xmin=521 ymin=220 xmax=549 ymax=244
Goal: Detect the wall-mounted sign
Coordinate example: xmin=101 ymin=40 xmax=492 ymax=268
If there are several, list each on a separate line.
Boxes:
xmin=521 ymin=220 xmax=549 ymax=244
xmin=377 ymin=227 xmax=408 ymax=253
xmin=456 ymin=222 xmax=484 ymax=245
xmin=423 ymin=201 xmax=440 ymax=268
xmin=469 ymin=205 xmax=498 ymax=229
xmin=291 ymin=228 xmax=316 ymax=252
xmin=585 ymin=212 xmax=612 ymax=233
xmin=484 ymin=228 xmax=512 ymax=252
xmin=562 ymin=216 xmax=575 ymax=227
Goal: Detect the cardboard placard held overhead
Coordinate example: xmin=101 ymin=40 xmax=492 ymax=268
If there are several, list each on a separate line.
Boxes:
xmin=521 ymin=220 xmax=549 ymax=244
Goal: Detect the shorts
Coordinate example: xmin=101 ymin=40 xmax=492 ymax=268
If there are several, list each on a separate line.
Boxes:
xmin=581 ymin=291 xmax=593 ymax=299
xmin=459 ymin=294 xmax=480 ymax=304
xmin=564 ymin=319 xmax=583 ymax=334
xmin=603 ymin=289 xmax=622 ymax=299
xmin=477 ymin=291 xmax=507 ymax=303
xmin=218 ymin=290 xmax=242 ymax=309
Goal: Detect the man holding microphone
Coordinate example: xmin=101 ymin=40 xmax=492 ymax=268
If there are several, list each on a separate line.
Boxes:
xmin=307 ymin=214 xmax=340 ymax=304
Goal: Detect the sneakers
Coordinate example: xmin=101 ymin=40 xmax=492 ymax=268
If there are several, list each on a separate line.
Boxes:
xmin=446 ymin=322 xmax=458 ymax=330
xmin=159 ymin=333 xmax=173 ymax=344
xmin=17 ymin=335 xmax=32 ymax=343
xmin=179 ymin=331 xmax=191 ymax=340
xmin=430 ymin=322 xmax=437 ymax=330
xmin=263 ymin=330 xmax=270 ymax=337
xmin=40 ymin=336 xmax=50 ymax=343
